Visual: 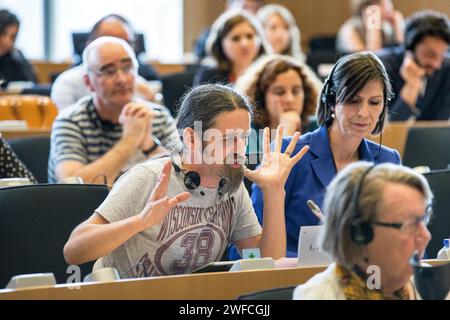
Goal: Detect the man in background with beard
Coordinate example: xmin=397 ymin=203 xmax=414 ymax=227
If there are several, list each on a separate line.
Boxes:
xmin=377 ymin=10 xmax=450 ymax=121
xmin=63 ymin=84 xmax=309 ymax=278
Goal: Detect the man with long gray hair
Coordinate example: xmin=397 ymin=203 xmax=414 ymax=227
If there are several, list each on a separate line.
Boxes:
xmin=63 ymin=83 xmax=309 ymax=278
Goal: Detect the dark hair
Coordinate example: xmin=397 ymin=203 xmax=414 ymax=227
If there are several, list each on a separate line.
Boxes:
xmin=0 ymin=9 xmax=19 ymax=35
xmin=405 ymin=10 xmax=450 ymax=51
xmin=207 ymin=11 xmax=268 ymax=71
xmin=176 ymin=84 xmax=253 ymax=140
xmin=87 ymin=14 xmax=135 ymax=44
xmin=316 ymin=51 xmax=393 ymax=135
xmin=243 ymin=56 xmax=319 ymax=129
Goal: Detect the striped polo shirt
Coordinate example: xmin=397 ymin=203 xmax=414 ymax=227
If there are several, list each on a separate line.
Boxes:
xmin=48 ymin=96 xmax=180 ymax=183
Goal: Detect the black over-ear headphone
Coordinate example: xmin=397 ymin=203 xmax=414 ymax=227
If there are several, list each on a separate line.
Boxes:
xmin=171 ymin=160 xmax=229 ymax=197
xmin=321 ymin=61 xmax=340 ymax=109
xmin=349 ymin=164 xmax=378 ymax=245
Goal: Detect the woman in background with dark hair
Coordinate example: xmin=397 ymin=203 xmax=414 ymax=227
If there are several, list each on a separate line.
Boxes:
xmin=251 ymin=51 xmax=401 ymax=258
xmin=0 ymin=9 xmax=37 ymax=88
xmin=235 ymin=54 xmax=321 ymax=154
xmin=193 ymin=10 xmax=271 ymax=86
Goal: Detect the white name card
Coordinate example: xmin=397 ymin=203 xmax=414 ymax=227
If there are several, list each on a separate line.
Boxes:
xmin=297 ymin=225 xmax=331 ymax=267
xmin=229 ymin=258 xmax=275 ymax=272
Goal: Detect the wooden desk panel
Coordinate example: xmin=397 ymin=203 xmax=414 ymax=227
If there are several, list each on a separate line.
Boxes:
xmin=31 ymin=61 xmax=71 ymax=84
xmin=150 ymin=63 xmax=186 ymax=75
xmin=0 ymin=266 xmax=325 ymax=300
xmin=0 ymin=256 xmax=444 ymax=300
xmin=1 ymin=128 xmax=51 ymax=139
xmin=31 ymin=61 xmax=187 ymax=83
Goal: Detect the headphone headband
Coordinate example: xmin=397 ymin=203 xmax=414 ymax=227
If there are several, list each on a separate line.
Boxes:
xmin=350 ymin=164 xmax=378 ymax=245
xmin=321 ymin=58 xmax=341 ymax=113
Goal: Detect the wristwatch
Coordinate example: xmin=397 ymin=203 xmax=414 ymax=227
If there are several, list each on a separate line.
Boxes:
xmin=142 ymin=137 xmax=161 ymax=156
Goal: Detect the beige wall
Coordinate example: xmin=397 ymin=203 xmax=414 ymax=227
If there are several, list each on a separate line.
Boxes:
xmin=183 ymin=0 xmax=226 ymax=53
xmin=183 ymin=0 xmax=450 ymax=53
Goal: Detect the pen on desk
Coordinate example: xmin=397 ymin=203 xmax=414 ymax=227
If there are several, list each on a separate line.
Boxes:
xmin=306 ymin=200 xmax=325 ymax=222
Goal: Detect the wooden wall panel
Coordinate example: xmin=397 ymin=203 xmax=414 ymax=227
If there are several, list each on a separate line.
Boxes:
xmin=183 ymin=0 xmax=450 ymax=53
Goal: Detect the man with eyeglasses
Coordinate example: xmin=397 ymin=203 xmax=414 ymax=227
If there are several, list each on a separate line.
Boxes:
xmin=377 ymin=10 xmax=450 ymax=121
xmin=51 ymin=14 xmax=159 ymax=111
xmin=48 ymin=37 xmax=180 ymax=186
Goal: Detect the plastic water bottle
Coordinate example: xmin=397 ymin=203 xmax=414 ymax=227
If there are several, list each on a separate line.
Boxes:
xmin=437 ymin=239 xmax=450 ymax=259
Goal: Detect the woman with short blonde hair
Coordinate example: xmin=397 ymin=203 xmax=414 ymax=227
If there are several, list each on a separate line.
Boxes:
xmin=294 ymin=162 xmax=432 ymax=299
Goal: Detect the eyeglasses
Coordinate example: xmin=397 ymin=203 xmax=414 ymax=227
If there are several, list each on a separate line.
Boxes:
xmin=372 ymin=207 xmax=432 ymax=236
xmin=89 ymin=63 xmax=136 ymax=79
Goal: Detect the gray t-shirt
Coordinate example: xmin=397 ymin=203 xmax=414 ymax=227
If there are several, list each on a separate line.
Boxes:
xmin=94 ymin=157 xmax=262 ymax=278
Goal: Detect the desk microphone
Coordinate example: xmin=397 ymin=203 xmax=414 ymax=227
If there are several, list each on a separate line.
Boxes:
xmin=306 ymin=200 xmax=325 ymax=222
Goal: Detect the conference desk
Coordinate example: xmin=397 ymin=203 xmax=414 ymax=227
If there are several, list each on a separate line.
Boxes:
xmin=0 ymin=259 xmax=446 ymax=300
xmin=0 ymin=265 xmax=326 ymax=300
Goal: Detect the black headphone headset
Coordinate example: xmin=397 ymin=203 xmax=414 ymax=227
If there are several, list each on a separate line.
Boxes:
xmin=321 ymin=60 xmax=341 ymax=126
xmin=321 ymin=55 xmax=386 ymax=135
xmin=171 ymin=159 xmax=229 ymax=197
xmin=321 ymin=63 xmax=338 ymax=109
xmin=349 ymin=164 xmax=378 ymax=245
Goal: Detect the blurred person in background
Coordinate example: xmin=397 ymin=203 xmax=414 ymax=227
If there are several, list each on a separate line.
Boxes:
xmin=235 ymin=54 xmax=321 ymax=154
xmin=377 ymin=10 xmax=450 ymax=121
xmin=48 ymin=37 xmax=179 ymax=186
xmin=336 ymin=0 xmax=404 ymax=53
xmin=257 ymin=4 xmax=305 ymax=61
xmin=193 ymin=0 xmax=265 ymax=60
xmin=193 ymin=10 xmax=271 ymax=86
xmin=51 ymin=14 xmax=159 ymax=110
xmin=0 ymin=134 xmax=37 ymax=183
xmin=0 ymin=9 xmax=37 ymax=88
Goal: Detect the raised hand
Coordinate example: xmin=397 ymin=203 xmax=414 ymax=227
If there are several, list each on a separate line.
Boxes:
xmin=137 ymin=160 xmax=190 ymax=230
xmin=244 ymin=125 xmax=309 ymax=190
